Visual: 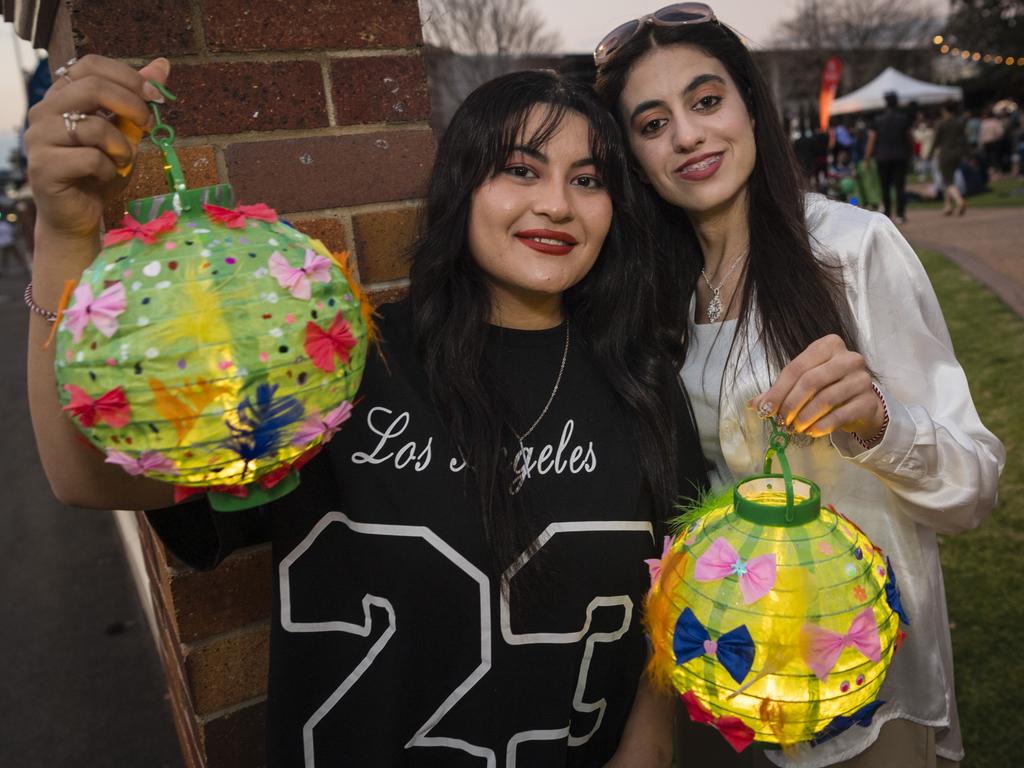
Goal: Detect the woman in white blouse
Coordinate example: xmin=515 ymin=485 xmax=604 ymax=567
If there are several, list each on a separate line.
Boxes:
xmin=594 ymin=4 xmax=1005 ymax=768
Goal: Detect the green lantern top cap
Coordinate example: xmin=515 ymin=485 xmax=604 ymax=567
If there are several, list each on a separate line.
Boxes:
xmin=732 ymin=420 xmax=821 ymax=527
xmin=122 ymin=81 xmax=239 ymax=223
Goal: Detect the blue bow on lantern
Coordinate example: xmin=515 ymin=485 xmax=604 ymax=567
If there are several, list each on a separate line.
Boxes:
xmin=884 ymin=557 xmax=910 ymax=625
xmin=673 ymin=607 xmax=755 ymax=684
xmin=809 ymin=700 xmax=885 ymax=746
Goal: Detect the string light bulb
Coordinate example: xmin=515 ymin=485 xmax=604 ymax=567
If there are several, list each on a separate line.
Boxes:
xmin=932 ymin=35 xmax=1022 ymax=66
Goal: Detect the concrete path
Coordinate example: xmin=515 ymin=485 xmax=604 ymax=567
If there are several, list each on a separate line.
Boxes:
xmin=897 ymin=205 xmax=1024 ymax=319
xmin=0 ymin=271 xmax=182 ymax=768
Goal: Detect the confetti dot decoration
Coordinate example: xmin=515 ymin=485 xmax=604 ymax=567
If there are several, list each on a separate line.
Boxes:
xmin=53 ymin=184 xmax=367 ymax=504
xmin=645 ymin=424 xmax=906 ymax=751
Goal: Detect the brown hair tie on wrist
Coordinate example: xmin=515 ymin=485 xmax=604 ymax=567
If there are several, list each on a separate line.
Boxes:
xmin=25 ymin=281 xmax=79 ymax=349
xmin=854 ymin=383 xmax=889 ymax=450
xmin=24 ymin=281 xmax=57 ymax=322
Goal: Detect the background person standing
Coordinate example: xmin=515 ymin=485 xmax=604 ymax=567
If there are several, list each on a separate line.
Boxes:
xmin=930 ymin=101 xmax=968 ymax=217
xmin=865 ymin=91 xmax=913 ymax=223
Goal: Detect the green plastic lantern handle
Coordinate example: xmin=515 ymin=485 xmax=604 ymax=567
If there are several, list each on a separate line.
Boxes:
xmin=145 ymin=80 xmax=187 ymax=195
xmin=762 ymin=421 xmax=796 ymax=522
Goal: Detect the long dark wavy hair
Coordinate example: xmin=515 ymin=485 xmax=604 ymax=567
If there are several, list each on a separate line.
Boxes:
xmin=595 ymin=21 xmax=859 ymax=375
xmin=409 ymin=70 xmax=689 ymax=565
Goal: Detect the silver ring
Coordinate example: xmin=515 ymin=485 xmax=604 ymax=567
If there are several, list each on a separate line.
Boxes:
xmin=61 ymin=110 xmax=88 ymax=144
xmin=55 ymin=57 xmax=78 ymax=80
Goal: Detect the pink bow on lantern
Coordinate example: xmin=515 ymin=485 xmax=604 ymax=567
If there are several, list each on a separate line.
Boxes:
xmin=102 ymin=210 xmax=178 ymax=246
xmin=63 ymin=282 xmax=127 ymax=342
xmin=801 ymin=607 xmax=882 ymax=681
xmin=202 ymin=202 xmax=278 ymax=228
xmin=105 ymin=449 xmax=178 ymax=477
xmin=291 ymin=402 xmax=354 ymax=447
xmin=269 ymin=249 xmax=333 ymax=300
xmin=643 ymin=535 xmax=673 ymax=588
xmin=694 ymin=537 xmax=777 ymax=604
xmin=63 ymin=385 xmax=131 ymax=428
xmin=680 ymin=691 xmax=755 ymax=753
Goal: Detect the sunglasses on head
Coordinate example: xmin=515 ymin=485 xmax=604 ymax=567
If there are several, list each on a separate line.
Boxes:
xmin=594 ymin=3 xmax=717 ymax=67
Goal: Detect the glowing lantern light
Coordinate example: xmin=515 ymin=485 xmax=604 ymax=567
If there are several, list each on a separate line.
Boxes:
xmin=645 ymin=422 xmax=907 ymax=752
xmin=53 ymin=85 xmax=369 ymax=510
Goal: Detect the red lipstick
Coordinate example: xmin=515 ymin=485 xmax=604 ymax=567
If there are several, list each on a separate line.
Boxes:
xmin=514 ymin=229 xmax=578 ymax=255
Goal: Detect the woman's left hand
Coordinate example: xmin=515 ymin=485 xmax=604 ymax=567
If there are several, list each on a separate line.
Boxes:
xmin=751 ymin=334 xmax=885 ymax=441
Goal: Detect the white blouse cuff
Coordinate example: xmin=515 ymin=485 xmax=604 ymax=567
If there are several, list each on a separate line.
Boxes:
xmin=830 ymin=385 xmax=920 ymax=479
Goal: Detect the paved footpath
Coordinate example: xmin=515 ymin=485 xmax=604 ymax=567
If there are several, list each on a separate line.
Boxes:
xmin=0 ymin=271 xmax=182 ymax=767
xmin=897 ymin=205 xmax=1024 ymax=320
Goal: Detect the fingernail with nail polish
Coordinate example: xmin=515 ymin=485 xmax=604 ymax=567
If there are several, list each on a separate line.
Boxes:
xmin=143 ymin=84 xmax=165 ymax=103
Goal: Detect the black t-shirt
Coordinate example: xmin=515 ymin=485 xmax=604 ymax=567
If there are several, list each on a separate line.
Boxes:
xmin=149 ymin=301 xmax=706 ymax=767
xmin=872 ymin=109 xmax=912 ymax=162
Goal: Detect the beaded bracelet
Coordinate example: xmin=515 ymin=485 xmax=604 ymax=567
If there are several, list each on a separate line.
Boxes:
xmin=24 ymin=282 xmax=58 ymax=323
xmin=854 ymin=383 xmax=889 ymax=449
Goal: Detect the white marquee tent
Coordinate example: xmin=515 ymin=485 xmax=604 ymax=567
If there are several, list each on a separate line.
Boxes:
xmin=831 ymin=67 xmax=963 ymax=116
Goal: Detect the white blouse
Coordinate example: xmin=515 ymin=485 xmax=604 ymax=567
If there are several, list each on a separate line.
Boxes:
xmin=680 ymin=316 xmax=737 ymax=490
xmin=686 ymin=195 xmax=1005 ymax=767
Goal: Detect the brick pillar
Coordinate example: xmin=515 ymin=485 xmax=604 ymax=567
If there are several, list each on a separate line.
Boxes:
xmin=42 ymin=2 xmax=433 ymax=765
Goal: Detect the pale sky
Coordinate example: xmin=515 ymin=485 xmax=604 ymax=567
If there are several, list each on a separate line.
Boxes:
xmin=541 ymin=0 xmax=802 ymax=53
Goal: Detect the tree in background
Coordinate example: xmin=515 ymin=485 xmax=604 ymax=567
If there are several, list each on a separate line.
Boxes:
xmin=774 ymin=0 xmax=939 ymax=52
xmin=420 ymin=0 xmax=560 ymax=58
xmin=768 ymin=0 xmax=941 ymax=128
xmin=942 ymin=0 xmax=1024 ymax=93
xmin=419 ymin=0 xmax=562 ymax=131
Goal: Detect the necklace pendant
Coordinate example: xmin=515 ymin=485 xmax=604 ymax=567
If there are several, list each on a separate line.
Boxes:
xmin=707 ymin=289 xmax=724 ymax=323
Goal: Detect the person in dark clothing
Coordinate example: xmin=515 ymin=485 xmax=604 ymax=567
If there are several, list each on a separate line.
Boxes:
xmin=928 ymin=102 xmax=967 ymax=216
xmin=865 ymin=91 xmax=913 ymax=223
xmin=24 ymin=56 xmax=709 ymax=766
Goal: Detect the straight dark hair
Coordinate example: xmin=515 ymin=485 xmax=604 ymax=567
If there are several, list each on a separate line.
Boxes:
xmin=595 ymin=21 xmax=859 ymax=376
xmin=409 ymin=70 xmax=688 ymax=566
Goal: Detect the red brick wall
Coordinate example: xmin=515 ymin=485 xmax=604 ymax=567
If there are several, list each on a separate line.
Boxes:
xmin=46 ymin=2 xmax=432 ymax=765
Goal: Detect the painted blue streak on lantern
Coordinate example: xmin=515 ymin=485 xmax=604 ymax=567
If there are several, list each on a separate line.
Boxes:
xmin=221 ymin=382 xmax=304 ymax=461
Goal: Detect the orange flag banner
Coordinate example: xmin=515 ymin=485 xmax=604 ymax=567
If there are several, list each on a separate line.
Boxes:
xmin=819 ymin=57 xmax=843 ymax=132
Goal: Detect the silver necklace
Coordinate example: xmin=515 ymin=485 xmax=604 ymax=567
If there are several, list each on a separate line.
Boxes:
xmin=700 ymin=251 xmax=746 ymax=323
xmin=509 ymin=321 xmax=570 ymax=495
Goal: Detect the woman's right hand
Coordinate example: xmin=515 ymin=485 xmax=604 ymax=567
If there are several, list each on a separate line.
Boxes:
xmin=23 ymin=55 xmax=171 ymax=244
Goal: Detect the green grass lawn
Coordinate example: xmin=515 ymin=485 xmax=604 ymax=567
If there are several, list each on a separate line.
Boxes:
xmin=910 ymin=176 xmax=1024 ymax=209
xmin=918 ymin=248 xmax=1024 ymax=768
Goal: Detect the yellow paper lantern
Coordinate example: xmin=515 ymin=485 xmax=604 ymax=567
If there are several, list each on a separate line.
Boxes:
xmin=645 ymin=425 xmax=907 ymax=752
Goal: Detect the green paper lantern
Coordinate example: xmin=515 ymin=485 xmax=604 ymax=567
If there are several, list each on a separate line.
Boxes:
xmin=53 ymin=87 xmax=368 ymax=509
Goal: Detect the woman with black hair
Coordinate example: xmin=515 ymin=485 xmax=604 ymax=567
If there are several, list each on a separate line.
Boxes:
xmin=594 ymin=4 xmax=1003 ymax=768
xmin=24 ymin=56 xmax=702 ymax=766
